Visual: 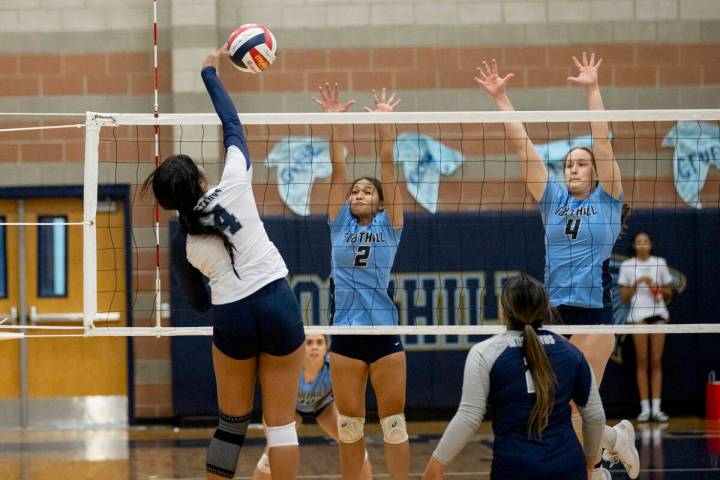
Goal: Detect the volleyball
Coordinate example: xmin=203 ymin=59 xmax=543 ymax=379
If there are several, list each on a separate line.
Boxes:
xmin=226 ymin=24 xmax=277 ymax=73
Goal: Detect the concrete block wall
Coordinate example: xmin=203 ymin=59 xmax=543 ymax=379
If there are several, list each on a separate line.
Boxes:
xmin=0 ymin=0 xmax=718 ymax=420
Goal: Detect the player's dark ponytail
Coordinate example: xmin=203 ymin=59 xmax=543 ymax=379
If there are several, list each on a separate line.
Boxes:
xmin=501 ymin=274 xmax=557 ymax=439
xmin=142 ymin=154 xmax=239 ymax=278
xmin=619 ymin=203 xmax=632 ymax=239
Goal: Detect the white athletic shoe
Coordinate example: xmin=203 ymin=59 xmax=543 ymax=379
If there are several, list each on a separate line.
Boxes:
xmin=602 ymin=420 xmax=640 ymax=479
xmin=636 ymin=410 xmax=650 ymax=422
xmin=652 ymin=410 xmax=669 ymax=422
xmin=591 ymin=467 xmax=612 ymax=480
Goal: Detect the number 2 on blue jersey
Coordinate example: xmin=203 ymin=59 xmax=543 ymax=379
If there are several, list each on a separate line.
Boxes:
xmin=564 ymin=217 xmax=582 ymax=240
xmin=212 ymin=205 xmax=242 ymax=234
xmin=354 ymin=245 xmax=371 ymax=267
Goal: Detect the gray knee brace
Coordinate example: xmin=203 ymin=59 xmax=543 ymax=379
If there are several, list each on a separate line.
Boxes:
xmin=206 ymin=411 xmax=252 ymax=478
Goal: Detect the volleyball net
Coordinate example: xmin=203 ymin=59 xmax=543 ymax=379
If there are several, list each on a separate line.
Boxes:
xmin=1 ymin=109 xmax=719 ymax=341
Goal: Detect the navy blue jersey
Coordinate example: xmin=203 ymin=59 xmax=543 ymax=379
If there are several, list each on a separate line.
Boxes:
xmin=433 ymin=330 xmax=604 ymax=480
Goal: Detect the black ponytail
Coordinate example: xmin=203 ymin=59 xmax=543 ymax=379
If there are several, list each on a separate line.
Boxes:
xmin=501 ymin=274 xmax=557 ymax=439
xmin=143 ymin=154 xmax=240 ymax=278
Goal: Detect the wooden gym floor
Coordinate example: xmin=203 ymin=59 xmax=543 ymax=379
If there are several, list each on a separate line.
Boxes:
xmin=0 ymin=418 xmax=719 ymax=479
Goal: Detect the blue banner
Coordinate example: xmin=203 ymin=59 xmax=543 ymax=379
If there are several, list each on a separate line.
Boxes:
xmin=663 ymin=121 xmax=720 ymax=208
xmin=169 ymin=209 xmax=720 ymax=418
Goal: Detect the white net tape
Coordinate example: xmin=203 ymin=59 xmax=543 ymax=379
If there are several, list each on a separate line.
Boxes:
xmin=1 ymin=109 xmax=718 ymax=338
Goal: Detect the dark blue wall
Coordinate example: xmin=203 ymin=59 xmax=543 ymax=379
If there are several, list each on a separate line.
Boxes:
xmin=170 ymin=209 xmax=720 ymax=419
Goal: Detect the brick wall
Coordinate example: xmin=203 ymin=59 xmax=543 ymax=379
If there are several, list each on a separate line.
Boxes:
xmin=1 ymin=52 xmax=172 ymax=97
xmin=221 ymin=43 xmax=720 ymax=94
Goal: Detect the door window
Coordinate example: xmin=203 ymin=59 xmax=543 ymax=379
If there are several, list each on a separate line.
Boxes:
xmin=37 ymin=216 xmax=67 ymax=297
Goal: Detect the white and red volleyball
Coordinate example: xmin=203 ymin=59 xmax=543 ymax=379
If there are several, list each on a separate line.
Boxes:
xmin=227 ymin=24 xmax=277 ymax=74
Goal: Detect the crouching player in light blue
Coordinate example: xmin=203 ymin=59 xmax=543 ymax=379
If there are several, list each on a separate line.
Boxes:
xmin=253 ymin=334 xmax=372 ymax=479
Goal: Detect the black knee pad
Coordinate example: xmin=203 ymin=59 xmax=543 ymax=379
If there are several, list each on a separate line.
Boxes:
xmin=206 ymin=410 xmax=252 ymax=478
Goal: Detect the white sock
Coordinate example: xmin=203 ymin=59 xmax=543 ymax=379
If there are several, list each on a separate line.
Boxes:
xmin=652 ymin=398 xmax=662 ymax=413
xmin=601 ymin=425 xmax=617 ymax=450
xmin=640 ymin=399 xmax=650 ymax=414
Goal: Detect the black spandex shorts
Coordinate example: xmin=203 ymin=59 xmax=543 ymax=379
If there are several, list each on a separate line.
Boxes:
xmin=555 ymin=305 xmax=612 ymax=326
xmin=212 ymin=278 xmax=305 ymax=360
xmin=296 ymin=398 xmax=334 ymax=419
xmin=330 ymin=334 xmax=404 ymax=364
xmin=555 ymin=260 xmax=614 ymax=326
xmin=638 ymin=315 xmax=667 ymax=325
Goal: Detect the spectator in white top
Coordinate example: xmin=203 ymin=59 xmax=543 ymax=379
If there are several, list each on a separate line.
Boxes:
xmin=618 ymin=232 xmax=673 ymax=422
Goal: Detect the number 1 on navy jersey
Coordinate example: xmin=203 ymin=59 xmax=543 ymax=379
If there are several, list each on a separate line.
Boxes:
xmin=212 ymin=205 xmax=242 ymax=234
xmin=564 ymin=217 xmax=582 ymax=240
xmin=354 ymin=245 xmax=371 ymax=267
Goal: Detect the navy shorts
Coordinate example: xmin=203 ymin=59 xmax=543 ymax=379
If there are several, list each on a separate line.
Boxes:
xmin=330 ymin=334 xmax=404 ymax=364
xmin=296 ymin=396 xmax=334 ymax=419
xmin=555 ymin=259 xmax=614 ymax=326
xmin=555 ymin=305 xmax=611 ymax=325
xmin=212 ymin=278 xmax=305 ymax=360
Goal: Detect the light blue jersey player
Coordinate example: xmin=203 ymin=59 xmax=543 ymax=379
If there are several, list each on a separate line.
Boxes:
xmin=253 ymin=334 xmax=373 ymax=480
xmin=296 ymin=352 xmax=333 ymax=415
xmin=329 ymin=201 xmax=402 ymax=328
xmin=540 ymin=177 xmax=623 ymax=311
xmin=475 ymin=54 xmax=637 ymax=479
xmin=423 ymin=274 xmax=638 ymax=480
xmin=312 ymin=84 xmax=410 ymax=479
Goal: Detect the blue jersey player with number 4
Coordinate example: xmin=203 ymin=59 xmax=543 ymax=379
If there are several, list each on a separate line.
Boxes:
xmin=311 ymin=83 xmax=410 ymax=480
xmin=475 ymin=54 xmax=637 ymax=479
xmin=144 ymin=47 xmax=305 ymax=480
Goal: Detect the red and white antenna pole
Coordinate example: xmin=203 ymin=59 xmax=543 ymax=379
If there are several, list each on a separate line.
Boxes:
xmin=152 ymin=0 xmax=162 ymax=329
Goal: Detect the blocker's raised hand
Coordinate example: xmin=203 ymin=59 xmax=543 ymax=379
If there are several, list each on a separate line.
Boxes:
xmin=567 ymin=52 xmax=604 ymax=88
xmin=311 ymin=82 xmax=356 ymax=113
xmin=364 ymin=88 xmax=401 ymax=112
xmin=474 ymin=59 xmax=515 ymax=98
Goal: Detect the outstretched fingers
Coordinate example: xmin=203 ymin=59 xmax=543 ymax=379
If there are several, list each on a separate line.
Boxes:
xmin=572 ymin=55 xmax=583 ymax=70
xmin=482 ymin=61 xmax=492 ymax=77
xmin=316 ymin=83 xmax=330 ymax=102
